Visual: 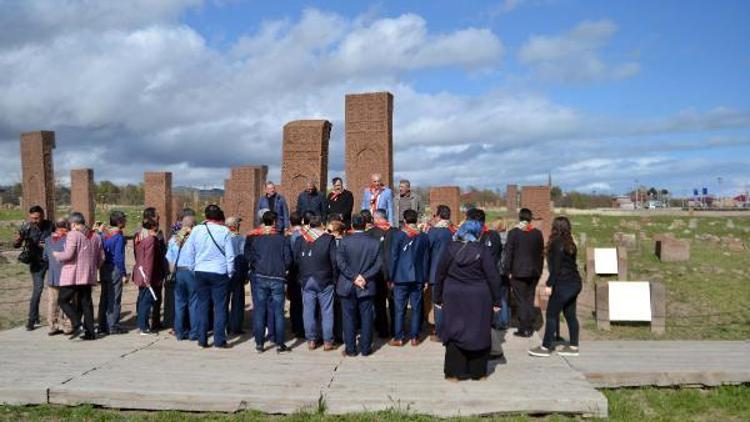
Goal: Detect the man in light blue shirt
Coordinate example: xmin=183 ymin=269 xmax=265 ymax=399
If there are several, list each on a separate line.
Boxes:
xmin=166 ymin=209 xmax=197 ymax=341
xmin=182 ymin=204 xmax=235 ymax=348
xmin=360 ymin=173 xmax=395 ymax=226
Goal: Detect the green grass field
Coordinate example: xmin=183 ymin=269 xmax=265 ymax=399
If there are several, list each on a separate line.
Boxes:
xmin=487 ymin=212 xmax=750 ymax=340
xmin=0 ymin=386 xmax=748 ymax=421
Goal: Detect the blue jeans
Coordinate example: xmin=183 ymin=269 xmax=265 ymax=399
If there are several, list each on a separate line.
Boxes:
xmin=136 ymin=286 xmax=155 ymax=332
xmin=98 ymin=264 xmax=124 ymax=333
xmin=174 ymin=269 xmax=198 ymax=340
xmin=342 ymin=293 xmax=374 ymax=356
xmin=393 ymin=283 xmax=423 ymax=341
xmin=302 ymin=278 xmax=334 ymax=343
xmin=228 ymin=271 xmax=246 ymax=334
xmin=195 ymin=271 xmax=230 ymax=347
xmin=252 ymin=276 xmax=286 ymax=347
xmin=250 ymin=276 xmax=276 ymax=342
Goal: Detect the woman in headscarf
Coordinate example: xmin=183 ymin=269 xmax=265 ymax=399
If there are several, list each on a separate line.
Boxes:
xmin=434 ymin=217 xmax=502 ymax=381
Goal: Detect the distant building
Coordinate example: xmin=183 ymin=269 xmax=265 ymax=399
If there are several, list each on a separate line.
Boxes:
xmin=612 ymin=195 xmax=635 ymax=210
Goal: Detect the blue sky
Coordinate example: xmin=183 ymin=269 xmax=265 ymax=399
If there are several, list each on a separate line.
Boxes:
xmin=0 ymin=0 xmax=748 ymax=196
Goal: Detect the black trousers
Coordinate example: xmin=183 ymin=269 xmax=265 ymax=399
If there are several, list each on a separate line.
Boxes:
xmin=287 ymin=278 xmax=304 ymax=337
xmin=510 ymin=276 xmax=539 ymax=333
xmin=59 ymin=285 xmax=94 ymax=336
xmin=163 ymin=280 xmax=175 ymax=328
xmin=444 ymin=342 xmax=489 ymax=380
xmin=151 ymin=282 xmax=163 ymax=328
xmin=543 ymin=282 xmax=581 ymax=349
xmin=373 ymin=277 xmax=390 ymax=338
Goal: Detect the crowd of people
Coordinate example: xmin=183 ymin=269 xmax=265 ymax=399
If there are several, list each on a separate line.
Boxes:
xmin=13 ymin=173 xmax=582 ymax=381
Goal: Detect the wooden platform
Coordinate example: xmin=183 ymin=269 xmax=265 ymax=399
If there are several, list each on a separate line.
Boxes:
xmin=564 ymin=340 xmax=750 ymax=388
xmin=0 ymin=327 xmax=607 ymax=417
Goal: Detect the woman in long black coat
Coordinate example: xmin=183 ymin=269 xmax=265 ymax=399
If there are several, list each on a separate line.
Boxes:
xmin=434 ymin=219 xmax=502 ymax=381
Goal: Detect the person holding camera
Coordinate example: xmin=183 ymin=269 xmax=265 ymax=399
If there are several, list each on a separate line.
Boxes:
xmin=13 ymin=205 xmax=53 ymax=331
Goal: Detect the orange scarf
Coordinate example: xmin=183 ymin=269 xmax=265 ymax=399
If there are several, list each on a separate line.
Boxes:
xmin=248 ymin=226 xmax=277 ymax=237
xmin=402 ymin=224 xmax=420 ymax=238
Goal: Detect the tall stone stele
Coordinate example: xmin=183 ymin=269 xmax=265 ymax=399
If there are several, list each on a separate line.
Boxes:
xmin=20 ymin=131 xmax=56 ymax=220
xmin=345 ymin=92 xmax=394 ymax=210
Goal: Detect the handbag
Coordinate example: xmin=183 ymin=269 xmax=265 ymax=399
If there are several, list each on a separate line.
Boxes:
xmin=490 ymin=308 xmax=505 ymax=358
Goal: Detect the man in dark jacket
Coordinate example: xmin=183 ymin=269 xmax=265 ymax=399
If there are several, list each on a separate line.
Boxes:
xmin=294 ymin=214 xmax=338 ymax=350
xmin=296 ymin=180 xmax=326 ymax=220
xmin=425 ymin=205 xmax=456 ymax=341
xmin=502 ymin=208 xmax=544 ymax=338
xmin=388 ymin=209 xmax=429 ymax=346
xmin=325 ymin=177 xmax=354 ymax=227
xmin=14 ymin=205 xmax=53 ymax=331
xmin=248 ymin=211 xmax=292 ymax=353
xmin=336 ymin=215 xmax=383 ymax=356
xmin=257 ymin=182 xmax=290 ymax=232
xmin=366 ymin=208 xmax=397 ymax=338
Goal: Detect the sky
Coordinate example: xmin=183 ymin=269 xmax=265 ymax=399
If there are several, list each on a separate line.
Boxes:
xmin=1 ymin=0 xmax=749 ymax=197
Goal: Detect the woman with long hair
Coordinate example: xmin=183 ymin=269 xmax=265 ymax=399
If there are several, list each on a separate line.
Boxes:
xmin=528 ymin=216 xmax=582 ymax=357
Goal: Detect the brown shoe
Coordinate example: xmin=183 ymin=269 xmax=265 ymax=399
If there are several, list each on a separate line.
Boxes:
xmin=410 ymin=338 xmax=422 ymax=347
xmin=323 ymin=342 xmax=335 ymax=351
xmin=308 ymin=341 xmax=318 ymax=350
xmin=388 ymin=339 xmax=405 ymax=347
xmin=429 ymin=335 xmax=440 ymax=342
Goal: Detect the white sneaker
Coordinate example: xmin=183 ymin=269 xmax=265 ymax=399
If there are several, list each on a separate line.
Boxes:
xmin=557 ymin=345 xmax=579 ymax=356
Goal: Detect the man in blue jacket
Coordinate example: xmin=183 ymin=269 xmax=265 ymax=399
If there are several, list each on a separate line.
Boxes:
xmin=256 ymin=181 xmax=290 ymax=232
xmin=248 ymin=211 xmax=292 ymax=353
xmin=426 ymin=205 xmax=456 ymax=341
xmin=336 ymin=214 xmax=383 ymax=357
xmin=388 ymin=209 xmax=429 ymax=347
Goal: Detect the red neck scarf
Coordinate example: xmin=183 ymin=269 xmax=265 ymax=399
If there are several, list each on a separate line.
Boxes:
xmin=51 ymin=228 xmax=68 ymax=242
xmin=402 ymin=224 xmax=420 ymax=238
xmin=329 ymin=190 xmax=343 ymax=201
xmin=374 ymin=221 xmax=391 ymax=231
xmin=301 ymin=226 xmax=324 ymax=243
xmin=369 ymin=185 xmax=383 ymax=214
xmin=248 ymin=226 xmax=277 ymax=237
xmin=432 ymin=219 xmax=458 ymax=234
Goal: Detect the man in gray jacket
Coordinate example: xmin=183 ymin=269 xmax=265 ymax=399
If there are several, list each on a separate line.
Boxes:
xmin=393 ymin=180 xmax=424 ymax=227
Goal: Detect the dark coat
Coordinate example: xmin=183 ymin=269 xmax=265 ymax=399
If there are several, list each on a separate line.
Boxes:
xmin=367 ymin=226 xmax=397 ymax=282
xmin=257 ymin=194 xmax=290 ymax=231
xmin=335 ymin=232 xmax=383 ymax=298
xmin=297 ymin=189 xmax=326 ymax=219
xmin=293 ymin=233 xmax=337 ymax=287
xmin=502 ymin=227 xmax=544 ymax=279
xmin=246 ymin=233 xmax=292 ymax=280
xmin=325 ymin=190 xmax=354 ymax=226
xmin=427 ymin=227 xmax=453 ymax=285
xmin=435 ymin=241 xmax=502 ymax=351
xmin=15 ymin=220 xmax=53 ymax=272
xmin=389 ymin=230 xmax=429 ymax=284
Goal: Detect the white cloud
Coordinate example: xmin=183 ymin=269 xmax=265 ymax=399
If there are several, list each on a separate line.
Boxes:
xmin=0 ymin=3 xmax=747 ymax=195
xmin=518 ymin=19 xmax=640 ymax=82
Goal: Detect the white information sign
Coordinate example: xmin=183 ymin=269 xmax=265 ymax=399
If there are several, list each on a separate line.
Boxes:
xmin=608 ymin=281 xmax=652 ymax=322
xmin=594 ymin=248 xmax=618 ymax=275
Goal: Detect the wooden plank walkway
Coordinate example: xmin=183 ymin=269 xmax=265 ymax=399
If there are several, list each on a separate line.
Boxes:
xmin=2 ymin=326 xmax=748 ymax=417
xmin=564 ymin=340 xmax=750 ymax=388
xmin=0 ymin=327 xmax=607 ymax=417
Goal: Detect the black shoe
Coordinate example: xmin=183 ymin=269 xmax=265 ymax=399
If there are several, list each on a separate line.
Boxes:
xmin=81 ymin=333 xmax=97 ymax=341
xmin=215 ymin=343 xmax=231 ymax=349
xmin=25 ymin=323 xmax=35 ymax=331
xmin=111 ymin=327 xmax=128 ymax=335
xmin=68 ymin=326 xmax=82 ymax=339
xmin=276 ymin=344 xmax=291 ymax=354
xmin=513 ymin=330 xmax=533 ymax=338
xmin=255 ymin=345 xmax=264 ymax=354
xmin=198 ymin=342 xmax=209 ymax=348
